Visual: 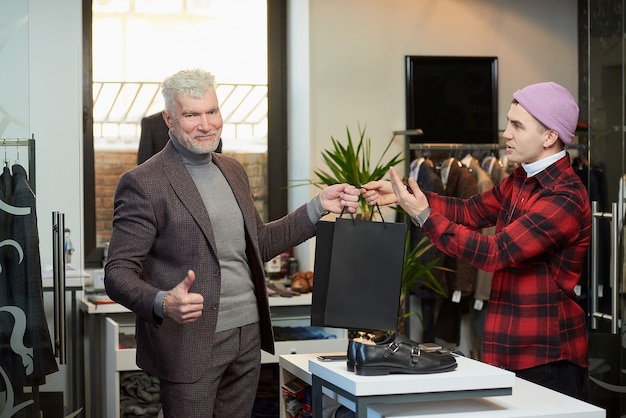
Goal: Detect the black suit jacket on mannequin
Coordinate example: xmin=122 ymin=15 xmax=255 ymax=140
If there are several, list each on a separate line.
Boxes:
xmin=137 ymin=112 xmax=222 ymax=164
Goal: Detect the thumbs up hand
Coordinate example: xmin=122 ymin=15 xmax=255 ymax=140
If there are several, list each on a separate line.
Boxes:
xmin=163 ymin=270 xmax=204 ymax=324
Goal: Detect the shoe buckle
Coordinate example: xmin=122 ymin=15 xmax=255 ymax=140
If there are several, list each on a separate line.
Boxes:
xmin=410 ymin=346 xmax=421 ymax=363
xmin=384 ymin=341 xmax=401 ymax=358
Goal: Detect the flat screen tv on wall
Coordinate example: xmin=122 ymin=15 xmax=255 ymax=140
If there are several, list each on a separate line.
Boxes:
xmin=405 ymin=56 xmax=498 ymax=144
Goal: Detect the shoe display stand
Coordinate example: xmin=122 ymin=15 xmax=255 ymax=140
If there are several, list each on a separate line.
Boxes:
xmin=279 ymin=353 xmax=605 ymax=418
xmin=310 ymin=354 xmax=513 ymax=418
xmin=81 ymin=293 xmax=346 ymax=418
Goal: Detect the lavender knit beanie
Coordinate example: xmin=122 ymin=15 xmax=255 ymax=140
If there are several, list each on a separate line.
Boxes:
xmin=513 ymin=82 xmax=579 ymax=145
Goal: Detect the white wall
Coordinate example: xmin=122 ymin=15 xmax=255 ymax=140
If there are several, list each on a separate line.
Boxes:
xmin=289 ymin=0 xmax=578 ymax=269
xmin=5 ymin=0 xmax=578 ymax=272
xmin=30 ymin=0 xmax=84 ymax=270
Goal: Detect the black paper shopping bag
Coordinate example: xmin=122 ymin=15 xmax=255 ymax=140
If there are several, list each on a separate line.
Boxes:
xmin=310 ymin=221 xmax=335 ymax=327
xmin=311 ymin=209 xmax=407 ymax=331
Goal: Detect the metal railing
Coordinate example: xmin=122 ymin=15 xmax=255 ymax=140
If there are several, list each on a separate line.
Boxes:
xmin=93 ymin=81 xmax=268 ymax=143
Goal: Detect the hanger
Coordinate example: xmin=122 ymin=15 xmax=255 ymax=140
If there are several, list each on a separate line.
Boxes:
xmin=441 ymin=157 xmax=455 ymax=186
xmin=3 ymin=138 xmax=9 ymax=167
xmin=410 ymin=156 xmax=426 ymax=180
xmin=482 ymin=155 xmax=496 ymax=175
xmin=14 ymin=139 xmax=22 ymax=167
xmin=460 ymin=152 xmax=473 ymax=168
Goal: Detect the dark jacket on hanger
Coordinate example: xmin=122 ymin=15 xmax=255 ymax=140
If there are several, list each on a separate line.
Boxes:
xmin=462 ymin=157 xmax=494 ymax=301
xmin=440 ymin=158 xmax=478 ymax=296
xmin=434 ymin=158 xmax=478 ymax=345
xmin=1 ymin=164 xmax=57 ymax=386
xmin=408 ymin=159 xmax=447 ymax=343
xmin=482 ymin=155 xmax=508 ymax=186
xmin=409 ymin=159 xmax=446 ymax=298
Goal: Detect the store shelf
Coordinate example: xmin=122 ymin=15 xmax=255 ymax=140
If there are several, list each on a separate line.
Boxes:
xmin=105 ymin=313 xmax=139 ymax=418
xmin=98 ymin=291 xmax=347 ymax=417
xmin=81 ymin=297 xmax=131 ymax=314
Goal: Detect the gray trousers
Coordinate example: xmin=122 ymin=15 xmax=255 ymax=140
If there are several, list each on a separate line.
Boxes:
xmin=159 ymin=322 xmax=262 ymax=417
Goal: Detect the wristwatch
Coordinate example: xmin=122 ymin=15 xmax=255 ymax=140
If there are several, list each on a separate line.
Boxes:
xmin=412 ymin=207 xmax=431 ymax=228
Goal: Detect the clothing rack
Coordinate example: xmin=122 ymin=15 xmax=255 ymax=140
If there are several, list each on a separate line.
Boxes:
xmin=410 ymin=143 xmax=505 ymax=151
xmin=393 ymin=129 xmax=588 ymax=152
xmin=1 ymin=135 xmax=36 ymax=193
xmin=404 ymin=141 xmax=588 ymax=175
xmin=0 ymin=135 xmax=40 ymax=417
xmin=408 ymin=142 xmax=588 ymax=151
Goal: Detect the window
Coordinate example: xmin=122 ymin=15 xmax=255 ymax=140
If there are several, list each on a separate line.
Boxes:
xmin=83 ymin=0 xmax=288 ymax=266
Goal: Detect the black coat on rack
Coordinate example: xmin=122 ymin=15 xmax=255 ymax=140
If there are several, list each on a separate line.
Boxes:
xmin=435 ymin=158 xmax=478 ymax=346
xmin=1 ymin=163 xmax=57 ymax=390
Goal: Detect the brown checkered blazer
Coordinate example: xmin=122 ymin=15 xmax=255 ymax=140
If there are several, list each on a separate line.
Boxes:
xmin=105 ymin=141 xmax=316 ymax=383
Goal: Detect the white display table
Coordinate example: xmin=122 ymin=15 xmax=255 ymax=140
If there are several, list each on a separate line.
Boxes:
xmin=366 ymin=377 xmax=605 ymax=417
xmin=278 ymin=353 xmax=605 ymax=418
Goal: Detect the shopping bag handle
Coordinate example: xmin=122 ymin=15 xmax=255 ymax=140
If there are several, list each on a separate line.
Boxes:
xmin=339 ymin=204 xmax=386 ymax=227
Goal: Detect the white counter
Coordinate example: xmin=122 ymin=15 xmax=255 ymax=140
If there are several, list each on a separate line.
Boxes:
xmin=279 ymin=353 xmax=605 ymax=418
xmin=367 ymin=377 xmax=605 ymax=417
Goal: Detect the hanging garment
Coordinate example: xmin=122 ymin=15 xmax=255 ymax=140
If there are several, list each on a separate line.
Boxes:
xmin=438 ymin=158 xmax=479 ymax=295
xmin=461 ymin=155 xmax=495 ymax=359
xmin=1 ymin=164 xmax=58 ymax=388
xmin=482 ymin=155 xmax=508 ymax=186
xmin=499 ymin=154 xmax=518 ymax=175
xmin=435 ymin=158 xmax=478 ymax=345
xmin=408 ymin=157 xmax=446 ymax=343
xmin=0 ymin=165 xmax=13 ymax=294
xmin=0 ymin=165 xmax=13 ymax=392
xmin=460 ymin=156 xmax=494 ymax=300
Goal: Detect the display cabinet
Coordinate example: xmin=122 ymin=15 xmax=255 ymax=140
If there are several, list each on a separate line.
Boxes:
xmin=105 ymin=313 xmax=138 ymax=418
xmin=85 ymin=293 xmax=347 ymax=417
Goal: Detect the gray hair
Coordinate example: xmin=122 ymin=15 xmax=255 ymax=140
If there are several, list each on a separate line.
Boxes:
xmin=161 ymin=69 xmax=217 ymax=114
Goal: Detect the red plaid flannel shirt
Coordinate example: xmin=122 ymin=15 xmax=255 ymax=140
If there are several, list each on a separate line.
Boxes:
xmin=422 ymin=155 xmax=591 ymax=370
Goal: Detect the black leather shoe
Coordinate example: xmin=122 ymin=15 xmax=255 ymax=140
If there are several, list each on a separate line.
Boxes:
xmin=346 ymin=340 xmax=358 ymax=371
xmin=354 ymin=337 xmax=457 ymax=376
xmin=347 ymin=333 xmax=415 ymax=372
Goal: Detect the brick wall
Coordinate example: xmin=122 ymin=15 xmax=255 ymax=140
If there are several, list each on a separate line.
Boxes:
xmin=94 ymin=149 xmax=268 ymax=247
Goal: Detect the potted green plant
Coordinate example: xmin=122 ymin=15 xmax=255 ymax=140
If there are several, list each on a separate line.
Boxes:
xmin=398 ymin=233 xmax=448 ymax=334
xmin=296 ymin=124 xmax=403 ymax=218
xmin=295 ymin=124 xmax=448 ymax=332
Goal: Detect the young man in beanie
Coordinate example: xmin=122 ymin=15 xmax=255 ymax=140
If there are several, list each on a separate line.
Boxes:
xmin=362 ymin=82 xmax=590 ymax=399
